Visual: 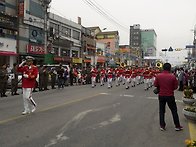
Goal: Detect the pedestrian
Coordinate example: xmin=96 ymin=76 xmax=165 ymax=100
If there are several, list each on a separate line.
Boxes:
xmin=178 ymin=68 xmax=184 ymax=91
xmin=154 ymin=63 xmax=183 ymax=131
xmin=17 ymin=56 xmax=38 ymax=115
xmin=49 ymin=67 xmax=57 ymax=89
xmin=0 ymin=64 xmax=8 ymax=97
xmin=57 ymin=64 xmax=65 ymax=89
xmin=11 ymin=63 xmax=19 ymax=96
xmin=39 ymin=65 xmax=44 ymax=91
xmin=69 ymin=64 xmax=74 ymax=86
xmin=43 ymin=66 xmax=49 ymax=90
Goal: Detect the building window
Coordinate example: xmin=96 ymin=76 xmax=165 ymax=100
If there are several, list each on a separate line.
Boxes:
xmin=61 ymin=48 xmax=70 ymax=57
xmin=72 ymin=30 xmax=80 ymax=40
xmin=50 ymin=22 xmax=59 ymax=35
xmin=29 ymin=0 xmax=44 ymax=18
xmin=61 ymin=26 xmax=71 ymax=37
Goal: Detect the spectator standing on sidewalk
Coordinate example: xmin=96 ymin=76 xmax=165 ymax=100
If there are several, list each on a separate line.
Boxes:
xmin=57 ymin=64 xmax=65 ymax=89
xmin=178 ymin=68 xmax=185 ymax=91
xmin=11 ymin=63 xmax=19 ymax=96
xmin=18 ymin=56 xmax=38 ymax=115
xmin=43 ymin=66 xmax=49 ymax=90
xmin=39 ymin=65 xmax=44 ymax=91
xmin=154 ymin=63 xmax=183 ymax=131
xmin=0 ymin=64 xmax=8 ymax=97
xmin=49 ymin=67 xmax=57 ymax=89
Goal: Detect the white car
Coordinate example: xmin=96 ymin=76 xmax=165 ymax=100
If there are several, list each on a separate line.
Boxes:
xmin=7 ymin=74 xmax=22 ymax=89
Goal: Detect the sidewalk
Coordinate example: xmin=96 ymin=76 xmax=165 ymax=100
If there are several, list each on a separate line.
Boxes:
xmin=175 ymin=90 xmax=196 ymax=141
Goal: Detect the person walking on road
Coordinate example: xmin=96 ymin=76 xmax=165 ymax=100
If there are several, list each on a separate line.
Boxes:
xmin=154 ymin=63 xmax=183 ymax=131
xmin=18 ymin=56 xmax=38 ymax=115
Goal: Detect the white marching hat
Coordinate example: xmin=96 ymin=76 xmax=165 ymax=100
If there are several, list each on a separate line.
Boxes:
xmin=26 ymin=56 xmax=35 ymax=60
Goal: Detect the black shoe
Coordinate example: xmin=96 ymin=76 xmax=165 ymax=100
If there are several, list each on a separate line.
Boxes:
xmin=14 ymin=93 xmax=20 ymax=95
xmin=2 ymin=95 xmax=7 ymax=97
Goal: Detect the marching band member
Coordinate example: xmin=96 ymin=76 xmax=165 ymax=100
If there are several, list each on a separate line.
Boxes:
xmin=17 ymin=56 xmax=38 ymax=115
xmin=131 ymin=68 xmax=137 ymax=87
xmin=107 ymin=67 xmax=113 ymax=89
xmin=125 ymin=68 xmax=130 ymax=89
xmin=100 ymin=67 xmax=106 ymax=86
xmin=91 ymin=66 xmax=97 ymax=88
xmin=143 ymin=68 xmax=150 ymax=90
xmin=115 ymin=67 xmax=120 ymax=86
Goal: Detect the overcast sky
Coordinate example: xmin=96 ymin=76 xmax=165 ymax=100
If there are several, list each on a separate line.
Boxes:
xmin=50 ymin=0 xmax=196 ymax=53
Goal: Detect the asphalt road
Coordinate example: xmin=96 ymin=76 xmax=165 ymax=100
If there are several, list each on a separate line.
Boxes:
xmin=0 ymin=83 xmax=190 ymax=147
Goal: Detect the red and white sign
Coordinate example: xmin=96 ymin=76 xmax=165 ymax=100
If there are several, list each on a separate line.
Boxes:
xmin=27 ymin=44 xmax=45 ymax=55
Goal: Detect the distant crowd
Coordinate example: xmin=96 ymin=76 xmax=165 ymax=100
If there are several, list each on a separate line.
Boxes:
xmin=0 ymin=61 xmax=195 ymax=98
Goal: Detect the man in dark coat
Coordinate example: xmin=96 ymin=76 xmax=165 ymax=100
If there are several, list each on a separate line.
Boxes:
xmin=0 ymin=64 xmax=8 ymax=97
xmin=11 ymin=63 xmax=19 ymax=95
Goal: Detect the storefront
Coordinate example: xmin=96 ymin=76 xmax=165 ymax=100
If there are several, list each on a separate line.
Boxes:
xmin=0 ymin=38 xmax=17 ymax=67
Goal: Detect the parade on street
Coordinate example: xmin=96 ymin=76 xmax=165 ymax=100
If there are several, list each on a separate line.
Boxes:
xmin=1 ymin=0 xmax=196 ymax=146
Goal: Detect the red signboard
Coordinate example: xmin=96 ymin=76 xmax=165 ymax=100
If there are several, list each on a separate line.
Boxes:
xmin=27 ymin=44 xmax=45 ymax=55
xmin=18 ymin=2 xmax=24 ymax=17
xmin=97 ymin=56 xmax=105 ymax=63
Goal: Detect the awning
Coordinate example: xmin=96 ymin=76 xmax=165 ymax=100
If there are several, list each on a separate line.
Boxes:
xmin=0 ymin=51 xmax=18 ymax=56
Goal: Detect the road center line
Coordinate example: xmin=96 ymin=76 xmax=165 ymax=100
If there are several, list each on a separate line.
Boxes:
xmin=0 ymin=93 xmax=100 ymax=125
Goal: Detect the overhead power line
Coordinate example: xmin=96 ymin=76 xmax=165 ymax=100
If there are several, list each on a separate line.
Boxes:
xmin=81 ymin=0 xmax=129 ymax=32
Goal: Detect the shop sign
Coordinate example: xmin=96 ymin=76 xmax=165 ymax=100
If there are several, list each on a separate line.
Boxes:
xmin=27 ymin=44 xmax=45 ymax=55
xmin=97 ymin=56 xmax=105 ymax=63
xmin=54 ymin=56 xmax=71 ymax=62
xmin=72 ymin=58 xmax=82 ymax=63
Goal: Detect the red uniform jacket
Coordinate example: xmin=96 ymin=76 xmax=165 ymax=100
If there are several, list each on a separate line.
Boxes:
xmin=18 ymin=65 xmax=39 ymax=88
xmin=107 ymin=69 xmax=113 ymax=79
xmin=91 ymin=69 xmax=97 ymax=78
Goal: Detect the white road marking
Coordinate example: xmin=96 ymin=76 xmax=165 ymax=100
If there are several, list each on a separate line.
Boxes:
xmin=123 ymin=94 xmax=134 ymax=97
xmin=100 ymin=93 xmax=110 ymax=95
xmin=98 ymin=114 xmax=121 ymax=128
xmin=45 ymin=103 xmax=121 ymax=147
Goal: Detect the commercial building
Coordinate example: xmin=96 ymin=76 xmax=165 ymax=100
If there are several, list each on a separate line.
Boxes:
xmin=81 ymin=26 xmax=96 ymax=67
xmin=0 ymin=0 xmax=18 ymax=67
xmin=48 ymin=13 xmax=82 ymax=65
xmin=96 ymin=30 xmax=119 ymax=67
xmin=141 ymin=29 xmax=157 ymax=57
xmin=17 ymin=0 xmax=51 ymax=64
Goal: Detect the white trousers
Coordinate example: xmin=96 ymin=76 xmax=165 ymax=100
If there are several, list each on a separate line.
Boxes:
xmin=144 ymin=79 xmax=149 ymax=89
xmin=91 ymin=77 xmax=96 ymax=87
xmin=108 ymin=78 xmax=112 ymax=88
xmin=100 ymin=77 xmax=104 ymax=85
xmin=22 ymin=88 xmax=35 ymax=112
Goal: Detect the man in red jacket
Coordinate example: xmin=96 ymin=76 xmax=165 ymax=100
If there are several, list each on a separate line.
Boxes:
xmin=154 ymin=63 xmax=183 ymax=131
xmin=18 ymin=56 xmax=38 ymax=115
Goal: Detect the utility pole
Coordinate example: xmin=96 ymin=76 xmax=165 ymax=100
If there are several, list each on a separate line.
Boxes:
xmin=42 ymin=0 xmax=51 ymax=63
